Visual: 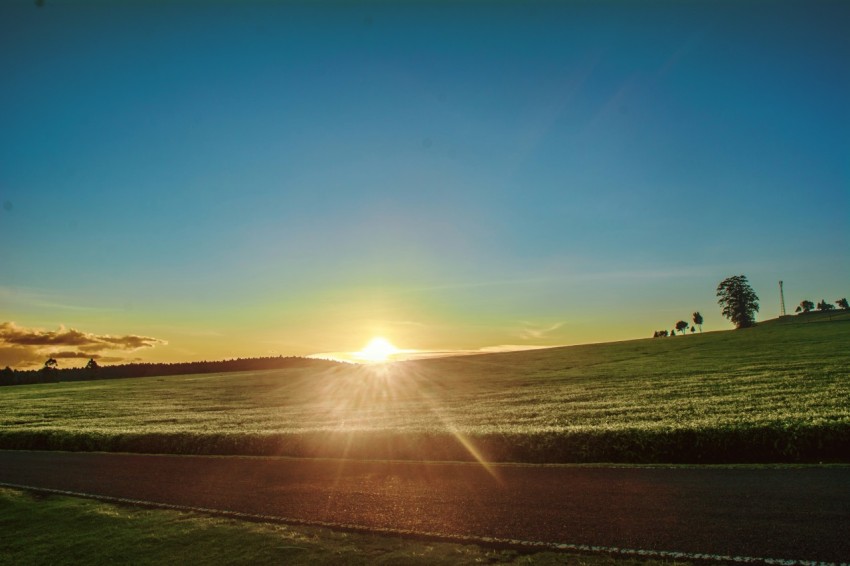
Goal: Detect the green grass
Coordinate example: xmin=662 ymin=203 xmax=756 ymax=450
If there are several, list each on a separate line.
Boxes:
xmin=1 ymin=316 xmax=848 ymax=463
xmin=2 ymin=488 xmax=683 ymax=566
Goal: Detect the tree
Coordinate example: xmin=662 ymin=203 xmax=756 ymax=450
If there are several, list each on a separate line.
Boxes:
xmin=675 ymin=320 xmax=689 ymax=335
xmin=690 ymin=325 xmax=696 ymax=333
xmin=85 ymin=358 xmax=100 ymax=371
xmin=798 ymin=300 xmax=814 ymax=313
xmin=716 ymin=275 xmax=759 ymax=329
xmin=692 ymin=311 xmax=703 ymax=332
xmin=838 ymin=298 xmax=849 ymax=310
xmin=795 ymin=305 xmax=802 ymax=313
xmin=43 ymin=358 xmax=58 ymax=371
xmin=817 ymin=300 xmax=835 ymax=311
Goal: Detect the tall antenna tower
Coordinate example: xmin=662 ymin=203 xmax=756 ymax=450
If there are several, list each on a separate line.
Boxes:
xmin=779 ymin=280 xmax=786 ymax=317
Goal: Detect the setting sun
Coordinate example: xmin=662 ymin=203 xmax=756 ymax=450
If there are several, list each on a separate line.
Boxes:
xmin=356 ymin=337 xmax=400 ymax=363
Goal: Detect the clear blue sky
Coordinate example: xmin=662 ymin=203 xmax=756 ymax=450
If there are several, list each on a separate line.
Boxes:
xmin=1 ymin=0 xmax=847 ymax=367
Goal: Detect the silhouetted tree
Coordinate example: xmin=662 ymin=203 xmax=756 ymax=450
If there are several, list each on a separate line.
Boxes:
xmin=798 ymin=300 xmax=814 ymax=313
xmin=690 ymin=326 xmax=696 ymax=334
xmin=670 ymin=328 xmax=677 ymax=336
xmin=817 ymin=300 xmax=835 ymax=311
xmin=692 ymin=311 xmax=703 ymax=332
xmin=837 ymin=298 xmax=849 ymax=310
xmin=716 ymin=275 xmax=759 ymax=329
xmin=653 ymin=331 xmax=659 ymax=338
xmin=795 ymin=305 xmax=802 ymax=313
xmin=675 ymin=320 xmax=689 ymax=335
xmin=43 ymin=358 xmax=58 ymax=371
xmin=1 ymin=366 xmax=13 ymax=380
xmin=85 ymin=358 xmax=100 ymax=371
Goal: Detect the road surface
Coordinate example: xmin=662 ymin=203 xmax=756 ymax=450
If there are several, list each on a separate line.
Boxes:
xmin=1 ymin=451 xmax=848 ymax=563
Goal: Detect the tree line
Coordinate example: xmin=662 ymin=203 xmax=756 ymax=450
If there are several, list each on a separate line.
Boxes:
xmin=795 ymin=298 xmax=848 ymax=313
xmin=654 ymin=275 xmax=846 ymax=337
xmin=653 ymin=312 xmax=703 ymax=338
xmin=0 ymin=356 xmax=341 ymax=387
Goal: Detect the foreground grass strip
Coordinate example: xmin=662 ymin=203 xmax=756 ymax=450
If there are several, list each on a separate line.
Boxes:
xmin=0 ymin=487 xmax=690 ymax=566
xmin=1 ymin=318 xmax=848 ymax=462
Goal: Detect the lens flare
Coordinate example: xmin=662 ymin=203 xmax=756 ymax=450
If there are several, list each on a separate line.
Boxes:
xmin=356 ymin=337 xmax=399 ymax=363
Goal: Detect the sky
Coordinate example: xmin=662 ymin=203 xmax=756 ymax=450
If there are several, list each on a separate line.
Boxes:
xmin=1 ymin=0 xmax=848 ymax=368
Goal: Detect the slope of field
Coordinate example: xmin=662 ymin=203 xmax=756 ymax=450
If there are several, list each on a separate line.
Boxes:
xmin=1 ymin=318 xmax=848 ymax=463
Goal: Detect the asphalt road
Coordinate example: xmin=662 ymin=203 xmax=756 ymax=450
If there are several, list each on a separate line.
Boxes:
xmin=1 ymin=451 xmax=848 ymax=563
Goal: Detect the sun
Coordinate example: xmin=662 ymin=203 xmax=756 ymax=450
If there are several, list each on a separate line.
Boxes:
xmin=357 ymin=337 xmax=400 ymax=363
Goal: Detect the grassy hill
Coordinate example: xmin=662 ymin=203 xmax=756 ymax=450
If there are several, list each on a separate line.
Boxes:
xmin=1 ymin=316 xmax=848 ymax=463
xmin=759 ymin=309 xmax=850 ymax=325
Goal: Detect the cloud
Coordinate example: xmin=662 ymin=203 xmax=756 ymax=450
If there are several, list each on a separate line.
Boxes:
xmin=51 ymin=350 xmax=102 ymax=359
xmin=308 ymin=344 xmax=558 ymax=364
xmin=0 ymin=286 xmax=111 ymax=312
xmin=0 ymin=345 xmax=47 ymax=368
xmin=0 ymin=322 xmax=166 ymax=369
xmin=518 ymin=321 xmax=564 ymax=340
xmin=0 ymin=324 xmax=92 ymax=346
xmin=0 ymin=322 xmax=164 ymax=350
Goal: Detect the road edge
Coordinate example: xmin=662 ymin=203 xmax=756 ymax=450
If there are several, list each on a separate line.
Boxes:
xmin=2 ymin=481 xmax=844 ymax=566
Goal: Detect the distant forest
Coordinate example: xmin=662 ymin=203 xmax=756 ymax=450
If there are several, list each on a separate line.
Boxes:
xmin=0 ymin=356 xmax=342 ymax=387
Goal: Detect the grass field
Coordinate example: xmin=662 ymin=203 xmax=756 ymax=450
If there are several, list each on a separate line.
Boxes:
xmin=1 ymin=313 xmax=848 ymax=463
xmin=3 ymin=487 xmax=680 ymax=566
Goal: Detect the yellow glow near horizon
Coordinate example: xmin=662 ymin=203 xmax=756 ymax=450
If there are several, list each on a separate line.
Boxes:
xmin=357 ymin=337 xmax=400 ymax=363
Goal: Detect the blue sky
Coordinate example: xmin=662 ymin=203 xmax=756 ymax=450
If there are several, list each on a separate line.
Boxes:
xmin=1 ymin=0 xmax=847 ymax=367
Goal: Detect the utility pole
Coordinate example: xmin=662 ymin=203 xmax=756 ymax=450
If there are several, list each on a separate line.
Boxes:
xmin=779 ymin=280 xmax=786 ymax=317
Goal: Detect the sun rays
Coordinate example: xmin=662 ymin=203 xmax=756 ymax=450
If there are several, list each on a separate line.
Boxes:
xmin=306 ymin=360 xmax=503 ymax=483
xmin=355 ymin=337 xmax=401 ymax=363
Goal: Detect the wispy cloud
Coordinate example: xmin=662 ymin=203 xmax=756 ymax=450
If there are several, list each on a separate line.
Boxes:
xmin=308 ymin=344 xmax=556 ymax=364
xmin=517 ymin=321 xmax=564 ymax=340
xmin=0 ymin=321 xmax=166 ymax=369
xmin=0 ymin=286 xmax=111 ymax=312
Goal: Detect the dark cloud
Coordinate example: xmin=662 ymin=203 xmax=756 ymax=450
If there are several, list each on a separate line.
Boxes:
xmin=51 ymin=351 xmax=101 ymax=359
xmin=99 ymin=334 xmax=164 ymax=349
xmin=0 ymin=345 xmax=46 ymax=368
xmin=0 ymin=322 xmax=165 ymax=350
xmin=0 ymin=322 xmax=166 ymax=369
xmin=77 ymin=344 xmax=112 ymax=353
xmin=0 ymin=324 xmax=92 ymax=346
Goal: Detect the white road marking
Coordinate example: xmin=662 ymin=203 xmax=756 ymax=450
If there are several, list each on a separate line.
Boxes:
xmin=1 ymin=481 xmax=846 ymax=566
